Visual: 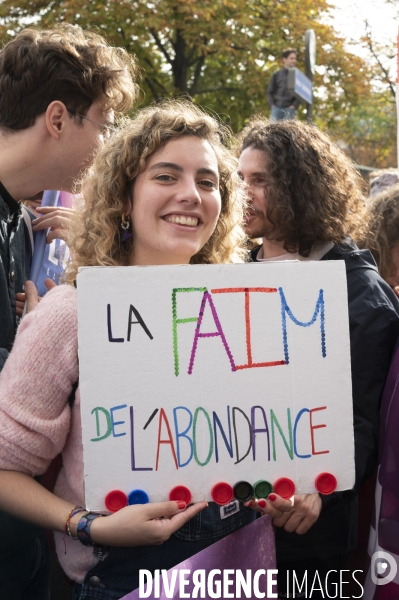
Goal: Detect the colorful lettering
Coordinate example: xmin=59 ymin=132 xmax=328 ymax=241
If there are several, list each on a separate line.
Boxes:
xmin=251 ymin=405 xmax=270 ymax=461
xmin=293 ymin=408 xmax=311 ymax=458
xmin=213 ymin=407 xmax=233 ymax=462
xmin=193 ymin=407 xmax=214 ymax=466
xmin=279 ymin=288 xmax=326 ymax=364
xmin=310 ymin=406 xmax=329 ymax=455
xmin=232 ymin=407 xmax=252 ymax=464
xmin=188 ymin=291 xmax=236 ymax=374
xmin=211 ymin=287 xmax=285 ymax=369
xmin=173 ymin=407 xmax=193 ymax=467
xmin=90 ymin=406 xmax=112 ymax=441
xmin=130 ymin=407 xmax=152 ymax=471
xmin=155 ymin=408 xmax=178 ymax=470
xmin=172 ymin=288 xmax=207 ymax=376
xmin=107 ymin=303 xmax=124 ymax=342
xmin=127 ymin=305 xmax=153 ymax=341
xmin=110 ymin=404 xmax=127 ymax=437
xmin=271 ymin=409 xmax=294 ymax=460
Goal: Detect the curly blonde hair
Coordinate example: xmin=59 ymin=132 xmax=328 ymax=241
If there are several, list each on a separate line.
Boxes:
xmin=237 ymin=117 xmax=368 ymax=256
xmin=66 ymin=101 xmax=247 ymax=282
xmin=358 ymin=184 xmax=399 ymax=281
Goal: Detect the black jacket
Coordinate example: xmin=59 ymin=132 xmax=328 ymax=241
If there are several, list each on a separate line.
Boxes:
xmin=251 ymin=241 xmax=399 ymax=560
xmin=0 ymin=185 xmax=41 ymax=558
xmin=0 ymin=184 xmax=32 ymax=370
xmin=266 ymin=68 xmax=300 ymax=109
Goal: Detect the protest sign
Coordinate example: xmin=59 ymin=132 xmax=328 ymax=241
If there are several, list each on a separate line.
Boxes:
xmin=77 ymin=261 xmax=355 ymax=511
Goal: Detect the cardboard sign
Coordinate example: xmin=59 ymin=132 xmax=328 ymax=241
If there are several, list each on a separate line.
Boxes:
xmin=77 ymin=261 xmax=355 ymax=511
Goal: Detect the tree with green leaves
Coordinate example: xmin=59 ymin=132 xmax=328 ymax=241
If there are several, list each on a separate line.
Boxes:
xmin=0 ymin=0 xmax=372 ymax=130
xmin=0 ymin=0 xmax=395 ymax=166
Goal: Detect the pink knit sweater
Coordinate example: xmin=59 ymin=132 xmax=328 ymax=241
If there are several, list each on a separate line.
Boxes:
xmin=0 ymin=285 xmax=98 ymax=582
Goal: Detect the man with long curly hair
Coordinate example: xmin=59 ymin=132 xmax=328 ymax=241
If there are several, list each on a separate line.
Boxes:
xmin=0 ymin=24 xmax=137 ymax=599
xmin=238 ymin=118 xmax=399 ymax=598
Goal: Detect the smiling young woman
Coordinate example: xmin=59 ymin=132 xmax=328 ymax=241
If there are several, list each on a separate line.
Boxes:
xmin=127 ymin=136 xmax=222 ymax=266
xmin=0 ymin=101 xmax=294 ymax=599
xmin=67 ymin=101 xmax=247 ymax=278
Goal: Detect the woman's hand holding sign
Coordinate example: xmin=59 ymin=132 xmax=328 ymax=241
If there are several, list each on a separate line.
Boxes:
xmin=245 ymin=492 xmax=322 ymax=534
xmin=74 ymin=501 xmax=208 ymax=547
xmin=272 ymin=493 xmax=322 ymax=534
xmin=244 ymin=493 xmax=294 ymax=520
xmin=246 ymin=492 xmax=322 ymax=535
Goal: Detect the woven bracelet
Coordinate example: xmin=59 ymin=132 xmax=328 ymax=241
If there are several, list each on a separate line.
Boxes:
xmin=77 ymin=512 xmax=103 ymax=547
xmin=65 ymin=506 xmax=85 ymax=540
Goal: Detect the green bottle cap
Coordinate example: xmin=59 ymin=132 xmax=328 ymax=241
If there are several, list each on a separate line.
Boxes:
xmin=253 ymin=479 xmax=273 ymax=498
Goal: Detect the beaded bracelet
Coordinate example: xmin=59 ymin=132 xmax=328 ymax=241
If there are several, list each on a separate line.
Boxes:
xmin=65 ymin=506 xmax=85 ymax=540
xmin=77 ymin=512 xmax=103 ymax=547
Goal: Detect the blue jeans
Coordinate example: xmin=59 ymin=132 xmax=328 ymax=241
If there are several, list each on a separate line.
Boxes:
xmin=0 ymin=531 xmax=50 ymax=600
xmin=72 ymin=503 xmax=255 ymax=600
xmin=270 ymin=106 xmax=296 ymax=121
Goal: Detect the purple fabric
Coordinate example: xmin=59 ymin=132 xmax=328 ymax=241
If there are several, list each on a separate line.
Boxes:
xmin=365 ymin=344 xmax=399 ymax=598
xmin=122 ymin=516 xmax=276 ymax=600
xmin=378 ymin=343 xmax=399 ymax=558
xmin=379 ymin=344 xmax=399 ymax=506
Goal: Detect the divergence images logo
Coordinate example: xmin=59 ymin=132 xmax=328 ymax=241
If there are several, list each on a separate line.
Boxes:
xmin=371 ymin=551 xmax=398 ymax=586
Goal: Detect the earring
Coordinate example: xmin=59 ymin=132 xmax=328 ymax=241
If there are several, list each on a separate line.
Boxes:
xmin=121 ymin=213 xmax=130 ymax=231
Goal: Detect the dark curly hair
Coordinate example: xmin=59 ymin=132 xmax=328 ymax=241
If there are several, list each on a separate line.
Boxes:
xmin=237 ymin=117 xmax=368 ymax=256
xmin=358 ymin=184 xmax=399 ymax=281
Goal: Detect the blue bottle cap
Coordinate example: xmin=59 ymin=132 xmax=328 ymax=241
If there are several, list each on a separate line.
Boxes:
xmin=128 ymin=489 xmax=149 ymax=505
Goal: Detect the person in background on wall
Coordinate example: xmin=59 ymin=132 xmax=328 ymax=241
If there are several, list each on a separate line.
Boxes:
xmin=237 ymin=117 xmax=399 ymax=599
xmin=0 ymin=24 xmax=137 ymax=599
xmin=266 ymin=48 xmax=300 ymax=121
xmin=357 ymin=184 xmax=399 ymax=293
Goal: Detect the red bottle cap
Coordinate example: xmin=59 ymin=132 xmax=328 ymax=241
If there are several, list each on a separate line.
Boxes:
xmin=273 ymin=477 xmax=296 ymax=499
xmin=315 ymin=472 xmax=337 ymax=495
xmin=211 ymin=482 xmax=234 ymax=505
xmin=169 ymin=485 xmax=192 ymax=505
xmin=105 ymin=490 xmax=127 ymax=512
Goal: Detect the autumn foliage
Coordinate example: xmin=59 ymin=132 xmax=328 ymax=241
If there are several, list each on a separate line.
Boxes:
xmin=0 ymin=0 xmax=395 ymax=167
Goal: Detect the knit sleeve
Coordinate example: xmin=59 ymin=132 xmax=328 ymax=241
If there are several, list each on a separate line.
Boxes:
xmin=0 ymin=285 xmax=79 ymax=476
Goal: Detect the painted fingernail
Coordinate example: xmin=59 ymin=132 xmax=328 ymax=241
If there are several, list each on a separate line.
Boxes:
xmin=258 ymin=499 xmax=267 ymax=508
xmin=177 ymin=501 xmax=186 ymax=509
xmin=268 ymin=494 xmax=277 ymax=502
xmin=246 ymin=501 xmax=253 ymax=507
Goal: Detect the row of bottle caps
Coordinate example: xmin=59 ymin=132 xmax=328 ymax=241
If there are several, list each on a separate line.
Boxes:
xmin=104 ymin=472 xmax=337 ymax=512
